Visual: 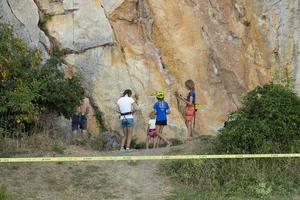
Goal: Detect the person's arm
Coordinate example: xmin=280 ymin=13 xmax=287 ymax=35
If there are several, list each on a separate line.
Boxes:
xmin=178 ymin=93 xmax=194 ymax=105
xmin=132 ymin=102 xmax=140 ymax=112
xmin=186 ymin=93 xmax=194 ymax=106
xmin=175 ymin=91 xmax=191 ymax=104
xmin=166 ymin=102 xmax=170 ymax=114
xmin=147 ymin=124 xmax=150 ymax=133
xmin=116 ymin=103 xmax=121 ymax=114
xmin=153 ymin=103 xmax=157 ymax=115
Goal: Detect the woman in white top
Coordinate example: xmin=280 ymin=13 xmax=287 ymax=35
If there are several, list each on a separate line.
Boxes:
xmin=117 ymin=89 xmax=138 ymax=151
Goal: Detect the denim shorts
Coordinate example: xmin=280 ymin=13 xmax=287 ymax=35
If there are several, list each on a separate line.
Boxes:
xmin=120 ymin=118 xmax=134 ymax=128
xmin=72 ymin=114 xmax=87 ymax=131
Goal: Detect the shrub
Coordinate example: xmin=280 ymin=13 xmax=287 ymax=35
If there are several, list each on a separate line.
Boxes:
xmin=0 ymin=23 xmax=84 ymax=135
xmin=37 ymin=57 xmax=84 ymax=118
xmin=218 ymin=83 xmax=300 ymax=153
xmin=163 ymin=83 xmax=300 ymax=199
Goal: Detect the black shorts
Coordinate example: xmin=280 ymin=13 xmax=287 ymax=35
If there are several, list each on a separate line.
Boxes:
xmin=155 ymin=120 xmax=167 ymax=126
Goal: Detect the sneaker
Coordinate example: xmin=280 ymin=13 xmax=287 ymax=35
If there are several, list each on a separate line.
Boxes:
xmin=126 ymin=148 xmax=133 ymax=151
xmin=120 ymin=147 xmax=125 ymax=151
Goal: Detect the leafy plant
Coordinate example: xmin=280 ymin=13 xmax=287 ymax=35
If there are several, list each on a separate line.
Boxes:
xmin=0 ymin=23 xmax=85 ymax=135
xmin=163 ymin=83 xmax=300 ymax=199
xmin=218 ymin=83 xmax=300 ymax=153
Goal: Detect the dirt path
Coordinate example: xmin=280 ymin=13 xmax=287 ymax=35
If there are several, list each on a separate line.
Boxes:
xmin=0 ymin=148 xmax=172 ymax=200
xmin=0 ymin=137 xmax=214 ymax=200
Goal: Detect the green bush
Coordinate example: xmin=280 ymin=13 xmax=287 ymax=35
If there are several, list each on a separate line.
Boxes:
xmin=218 ymin=83 xmax=300 ymax=153
xmin=163 ymin=83 xmax=300 ymax=199
xmin=0 ymin=23 xmax=84 ymax=134
xmin=37 ymin=57 xmax=84 ymax=118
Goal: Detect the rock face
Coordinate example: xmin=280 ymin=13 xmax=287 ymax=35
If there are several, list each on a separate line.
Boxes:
xmin=102 ymin=131 xmax=121 ymax=150
xmin=0 ymin=0 xmax=50 ymax=61
xmin=45 ymin=0 xmax=114 ymax=51
xmin=1 ymin=0 xmax=299 ymax=141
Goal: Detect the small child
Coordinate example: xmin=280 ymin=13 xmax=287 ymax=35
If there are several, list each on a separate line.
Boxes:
xmin=146 ymin=111 xmax=157 ymax=149
xmin=153 ymin=91 xmax=172 ymax=147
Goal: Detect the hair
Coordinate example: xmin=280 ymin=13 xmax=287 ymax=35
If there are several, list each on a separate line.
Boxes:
xmin=123 ymin=89 xmax=132 ymax=97
xmin=185 ymin=79 xmax=195 ymax=91
xmin=149 ymin=111 xmax=156 ymax=119
xmin=157 ymin=97 xmax=164 ymax=101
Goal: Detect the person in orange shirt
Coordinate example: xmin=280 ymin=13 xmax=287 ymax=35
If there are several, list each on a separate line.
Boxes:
xmin=176 ymin=80 xmax=196 ymax=138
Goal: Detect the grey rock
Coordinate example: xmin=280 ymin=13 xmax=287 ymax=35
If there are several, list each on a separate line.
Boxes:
xmin=0 ymin=0 xmax=50 ymax=61
xmin=102 ymin=131 xmax=121 ymax=150
xmin=46 ymin=0 xmax=113 ymax=51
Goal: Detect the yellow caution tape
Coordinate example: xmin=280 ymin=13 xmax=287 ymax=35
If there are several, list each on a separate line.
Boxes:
xmin=0 ymin=154 xmax=299 ymax=163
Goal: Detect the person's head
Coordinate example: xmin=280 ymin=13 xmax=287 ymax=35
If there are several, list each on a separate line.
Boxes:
xmin=185 ymin=79 xmax=195 ymax=91
xmin=123 ymin=89 xmax=132 ymax=97
xmin=149 ymin=111 xmax=156 ymax=119
xmin=155 ymin=90 xmax=164 ymax=101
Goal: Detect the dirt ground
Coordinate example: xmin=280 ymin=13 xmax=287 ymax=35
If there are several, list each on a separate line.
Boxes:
xmin=0 ymin=137 xmax=213 ymax=200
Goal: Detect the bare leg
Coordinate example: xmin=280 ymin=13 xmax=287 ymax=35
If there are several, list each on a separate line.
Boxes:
xmin=156 ymin=137 xmax=160 ymax=148
xmin=186 ymin=120 xmax=193 ymax=138
xmin=153 ymin=136 xmax=157 ymax=149
xmin=156 ymin=125 xmax=171 ymax=147
xmin=146 ymin=135 xmax=150 ymax=149
xmin=121 ymin=128 xmax=127 ymax=149
xmin=155 ymin=126 xmax=161 ymax=148
xmin=154 ymin=136 xmax=158 ymax=148
xmin=72 ymin=130 xmax=77 ymax=140
xmin=189 ymin=120 xmax=193 ymax=138
xmin=126 ymin=127 xmax=132 ymax=149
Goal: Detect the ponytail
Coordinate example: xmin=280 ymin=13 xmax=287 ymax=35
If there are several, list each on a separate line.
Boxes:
xmin=123 ymin=89 xmax=132 ymax=97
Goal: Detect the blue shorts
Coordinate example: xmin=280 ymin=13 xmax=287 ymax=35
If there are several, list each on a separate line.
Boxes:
xmin=120 ymin=118 xmax=134 ymax=128
xmin=72 ymin=114 xmax=87 ymax=131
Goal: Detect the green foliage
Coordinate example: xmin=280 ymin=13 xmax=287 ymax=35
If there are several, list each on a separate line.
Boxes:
xmin=37 ymin=57 xmax=84 ymax=118
xmin=164 ymin=83 xmax=300 ymax=199
xmin=0 ymin=23 xmax=84 ymax=134
xmin=0 ymin=185 xmax=12 ymax=200
xmin=163 ymin=158 xmax=300 ymax=199
xmin=51 ymin=141 xmax=66 ymax=154
xmin=218 ymin=83 xmax=300 ymax=153
xmin=88 ymin=134 xmax=103 ymax=151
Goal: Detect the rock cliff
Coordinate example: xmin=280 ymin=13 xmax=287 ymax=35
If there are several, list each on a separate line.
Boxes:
xmin=1 ymin=0 xmax=299 ymax=140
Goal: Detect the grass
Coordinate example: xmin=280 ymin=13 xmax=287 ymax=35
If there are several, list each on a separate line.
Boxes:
xmin=127 ymin=160 xmax=139 ymax=166
xmin=88 ymin=134 xmax=103 ymax=151
xmin=162 ymin=158 xmax=300 ymax=200
xmin=167 ymin=188 xmax=300 ymax=200
xmin=51 ymin=142 xmax=66 ymax=154
xmin=0 ymin=185 xmax=12 ymax=200
xmin=71 ymin=165 xmax=108 ymax=189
